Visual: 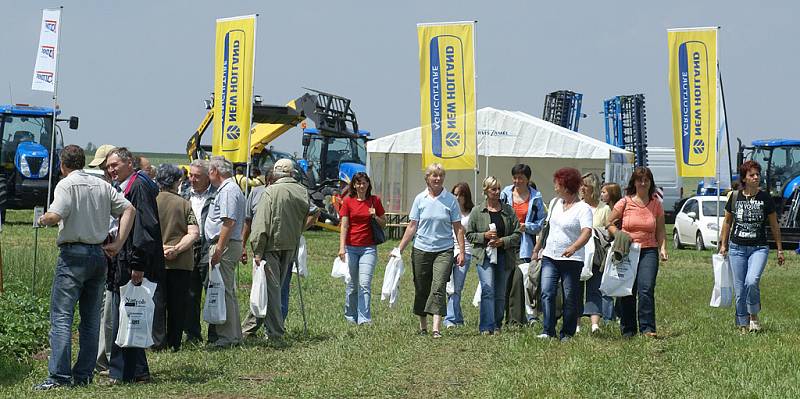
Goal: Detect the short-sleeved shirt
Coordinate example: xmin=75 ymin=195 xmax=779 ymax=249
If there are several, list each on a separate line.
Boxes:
xmin=614 ymin=195 xmax=664 ymax=248
xmin=204 ymin=177 xmax=245 ymax=242
xmin=409 ymin=189 xmax=461 ymax=252
xmin=340 ymin=195 xmax=385 ymax=246
xmin=49 ymin=170 xmax=130 ymax=245
xmin=725 ymin=190 xmax=775 ymax=246
xmin=542 ymin=200 xmax=593 ymax=261
xmin=453 ymin=212 xmax=472 ymax=255
xmin=593 ymin=204 xmax=611 ymax=228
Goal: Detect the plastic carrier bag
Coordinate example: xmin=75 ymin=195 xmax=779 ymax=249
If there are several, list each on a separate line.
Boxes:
xmin=203 ymin=264 xmax=227 ymax=324
xmin=600 ymin=243 xmax=641 ymax=297
xmin=381 ymin=251 xmax=404 ymax=307
xmin=115 ymin=278 xmax=157 ymax=348
xmin=249 ymin=260 xmax=269 ymax=317
xmin=710 ymin=254 xmax=735 ymax=308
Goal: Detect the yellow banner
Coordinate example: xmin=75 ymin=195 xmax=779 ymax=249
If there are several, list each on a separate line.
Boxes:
xmin=417 ymin=22 xmax=476 ymax=170
xmin=213 ymin=15 xmax=256 ymax=163
xmin=668 ymin=28 xmax=718 ymax=177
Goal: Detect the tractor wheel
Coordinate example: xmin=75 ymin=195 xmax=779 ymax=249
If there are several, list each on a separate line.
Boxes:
xmin=0 ymin=176 xmax=7 ymax=224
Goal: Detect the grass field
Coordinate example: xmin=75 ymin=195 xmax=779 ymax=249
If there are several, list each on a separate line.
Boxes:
xmin=1 ymin=209 xmax=799 ymax=398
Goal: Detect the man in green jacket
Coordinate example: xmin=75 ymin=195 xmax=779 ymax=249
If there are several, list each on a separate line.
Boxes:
xmin=250 ymin=159 xmax=314 ymax=338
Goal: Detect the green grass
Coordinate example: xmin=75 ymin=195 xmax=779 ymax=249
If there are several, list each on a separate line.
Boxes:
xmin=1 ymin=212 xmax=799 ymax=398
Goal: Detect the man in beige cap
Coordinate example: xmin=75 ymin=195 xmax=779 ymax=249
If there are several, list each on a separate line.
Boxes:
xmin=86 ymin=144 xmax=116 ymax=178
xmin=250 ymin=159 xmax=314 ymax=339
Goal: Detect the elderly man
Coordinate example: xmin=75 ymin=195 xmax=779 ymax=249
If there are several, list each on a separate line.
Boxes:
xmin=182 ymin=159 xmax=218 ymax=344
xmin=34 ymin=145 xmax=135 ymax=390
xmin=205 ymin=156 xmax=245 ymax=347
xmin=104 ymin=147 xmax=165 ymax=383
xmin=251 ymin=159 xmax=315 ymax=339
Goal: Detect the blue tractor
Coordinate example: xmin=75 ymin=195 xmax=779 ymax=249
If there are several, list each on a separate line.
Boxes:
xmin=0 ymin=104 xmax=78 ymax=218
xmin=737 ymin=138 xmax=800 ymax=246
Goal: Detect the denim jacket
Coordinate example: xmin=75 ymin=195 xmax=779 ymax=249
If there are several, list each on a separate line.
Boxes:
xmin=465 ymin=201 xmax=522 ymax=267
xmin=500 ymin=185 xmax=546 ymax=259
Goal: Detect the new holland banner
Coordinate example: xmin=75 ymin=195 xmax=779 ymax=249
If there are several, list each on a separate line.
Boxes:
xmin=31 ymin=8 xmax=61 ymax=93
xmin=213 ymin=15 xmax=256 ymax=163
xmin=417 ymin=22 xmax=476 ymax=170
xmin=668 ymin=27 xmax=718 ymax=177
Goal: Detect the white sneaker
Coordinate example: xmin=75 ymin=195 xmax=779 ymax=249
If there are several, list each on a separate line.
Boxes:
xmin=749 ymin=320 xmax=761 ymax=332
xmin=575 ymin=325 xmax=581 ymax=334
xmin=591 ymin=324 xmax=600 ymax=333
xmin=536 ymin=333 xmax=552 ymax=339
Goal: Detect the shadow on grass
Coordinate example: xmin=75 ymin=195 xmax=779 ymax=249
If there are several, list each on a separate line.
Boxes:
xmin=156 ymin=364 xmax=217 ymax=384
xmin=241 ymin=330 xmax=334 ymax=351
xmin=0 ymin=357 xmax=31 ymax=387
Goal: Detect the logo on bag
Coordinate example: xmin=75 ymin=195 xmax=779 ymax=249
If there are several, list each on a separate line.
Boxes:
xmin=45 ymin=19 xmax=57 ymax=33
xmin=40 ymin=45 xmax=55 ymax=58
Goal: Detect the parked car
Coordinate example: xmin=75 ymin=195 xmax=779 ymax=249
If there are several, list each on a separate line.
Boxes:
xmin=673 ymin=195 xmax=727 ymax=250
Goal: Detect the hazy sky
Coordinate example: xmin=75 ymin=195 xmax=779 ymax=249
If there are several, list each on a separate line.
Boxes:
xmin=1 ymin=0 xmax=798 ymax=170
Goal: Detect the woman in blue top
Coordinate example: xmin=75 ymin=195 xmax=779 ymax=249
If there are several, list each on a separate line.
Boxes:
xmin=500 ymin=164 xmax=546 ymax=325
xmin=394 ymin=163 xmax=465 ymax=338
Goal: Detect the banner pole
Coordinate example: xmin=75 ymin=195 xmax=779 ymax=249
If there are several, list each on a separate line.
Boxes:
xmin=715 ymin=30 xmax=721 ymax=246
xmin=45 ymin=6 xmax=63 ymax=213
xmin=473 ymin=21 xmax=479 ymax=204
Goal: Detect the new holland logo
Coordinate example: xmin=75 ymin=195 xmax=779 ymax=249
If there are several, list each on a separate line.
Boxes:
xmin=226 ymin=125 xmax=241 ymax=140
xmin=35 ymin=71 xmax=54 ymax=83
xmin=427 ymin=35 xmax=466 ymax=159
xmin=692 ymin=139 xmax=705 ymax=154
xmin=41 ymin=45 xmax=55 ymax=59
xmin=45 ymin=19 xmax=57 ymax=33
xmin=677 ymin=41 xmax=711 ymax=166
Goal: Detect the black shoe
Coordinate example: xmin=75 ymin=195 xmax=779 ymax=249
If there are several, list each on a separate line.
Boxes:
xmin=33 ymin=379 xmax=67 ymax=391
xmin=418 ymin=329 xmax=428 ymax=336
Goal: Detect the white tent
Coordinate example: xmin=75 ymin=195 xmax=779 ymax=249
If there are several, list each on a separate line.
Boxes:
xmin=367 ymin=107 xmax=633 ymax=213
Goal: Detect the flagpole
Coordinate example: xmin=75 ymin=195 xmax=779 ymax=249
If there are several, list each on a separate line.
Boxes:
xmin=45 ymin=6 xmax=63 ymax=213
xmin=715 ymin=29 xmax=721 ymax=245
xmin=473 ymin=21 xmax=479 ymax=204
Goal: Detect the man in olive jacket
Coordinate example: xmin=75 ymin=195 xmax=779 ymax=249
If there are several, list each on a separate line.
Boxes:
xmin=250 ymin=159 xmax=313 ymax=338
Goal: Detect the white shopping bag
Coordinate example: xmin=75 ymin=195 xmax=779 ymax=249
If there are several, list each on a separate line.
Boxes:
xmin=446 ymin=270 xmax=455 ymax=295
xmin=203 ymin=264 xmax=227 ymax=324
xmin=331 ymin=254 xmax=351 ymax=284
xmin=249 ymin=260 xmax=269 ymax=317
xmin=710 ymin=254 xmax=735 ymax=308
xmin=486 ymin=223 xmax=498 ymax=264
xmin=517 ymin=262 xmax=535 ymax=318
xmin=381 ymin=249 xmax=405 ymax=307
xmin=115 ymin=278 xmax=157 ymax=348
xmin=292 ymin=236 xmax=309 ymax=277
xmin=472 ymin=284 xmax=482 ymax=307
xmin=580 ymin=235 xmax=595 ymax=282
xmin=600 ymin=243 xmax=641 ymax=297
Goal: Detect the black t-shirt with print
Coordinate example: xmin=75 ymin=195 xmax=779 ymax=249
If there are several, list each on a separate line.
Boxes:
xmin=725 ymin=190 xmax=775 ymax=246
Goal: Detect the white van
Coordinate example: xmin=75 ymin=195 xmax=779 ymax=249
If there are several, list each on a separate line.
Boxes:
xmin=647 ymin=147 xmax=683 ymax=221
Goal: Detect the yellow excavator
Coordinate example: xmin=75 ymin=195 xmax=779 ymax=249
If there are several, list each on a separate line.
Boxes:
xmin=185 ymin=89 xmax=370 ymax=229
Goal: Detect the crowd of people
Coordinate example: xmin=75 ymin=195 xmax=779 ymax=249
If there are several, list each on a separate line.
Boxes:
xmin=32 ymin=144 xmax=786 ymax=390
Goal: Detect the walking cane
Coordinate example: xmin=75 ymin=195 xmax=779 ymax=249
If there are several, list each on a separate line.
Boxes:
xmin=294 ymin=262 xmax=308 ymax=335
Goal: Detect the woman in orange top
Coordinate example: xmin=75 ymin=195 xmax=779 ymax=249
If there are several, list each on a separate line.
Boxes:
xmin=607 ymin=167 xmax=668 ymax=338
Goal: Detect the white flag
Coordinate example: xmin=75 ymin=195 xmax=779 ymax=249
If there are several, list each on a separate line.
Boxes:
xmin=31 ymin=9 xmax=61 ymax=92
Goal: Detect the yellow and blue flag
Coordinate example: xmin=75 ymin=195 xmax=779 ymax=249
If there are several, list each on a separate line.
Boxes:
xmin=417 ymin=22 xmax=476 ymax=170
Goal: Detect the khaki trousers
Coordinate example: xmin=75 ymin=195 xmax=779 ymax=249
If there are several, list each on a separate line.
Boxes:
xmin=209 ymin=241 xmax=243 ymax=346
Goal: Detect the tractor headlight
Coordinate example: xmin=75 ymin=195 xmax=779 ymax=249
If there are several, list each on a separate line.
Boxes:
xmin=39 ymin=159 xmax=49 ymax=177
xmin=20 ymin=155 xmax=31 ymax=177
xmin=707 ymin=222 xmax=719 ymax=231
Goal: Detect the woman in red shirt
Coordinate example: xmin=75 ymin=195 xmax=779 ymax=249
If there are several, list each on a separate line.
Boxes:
xmin=607 ymin=167 xmax=668 ymax=338
xmin=338 ymin=172 xmax=386 ymax=324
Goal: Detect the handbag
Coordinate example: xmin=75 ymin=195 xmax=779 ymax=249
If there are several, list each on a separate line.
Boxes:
xmin=369 ymin=197 xmax=386 ymax=245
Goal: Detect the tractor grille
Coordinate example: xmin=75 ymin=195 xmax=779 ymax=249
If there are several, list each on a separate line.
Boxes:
xmin=28 ymin=157 xmax=45 ymax=174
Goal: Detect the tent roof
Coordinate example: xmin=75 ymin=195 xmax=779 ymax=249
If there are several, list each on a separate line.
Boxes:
xmin=367 ymin=107 xmax=632 ymax=161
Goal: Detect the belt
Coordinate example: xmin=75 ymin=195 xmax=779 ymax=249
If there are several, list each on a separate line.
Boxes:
xmin=58 ymin=242 xmax=102 ymax=248
xmin=209 ymin=238 xmax=242 ymax=245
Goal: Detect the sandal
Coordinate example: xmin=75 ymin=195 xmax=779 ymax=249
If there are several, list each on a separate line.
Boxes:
xmin=432 ymin=331 xmax=442 ymax=339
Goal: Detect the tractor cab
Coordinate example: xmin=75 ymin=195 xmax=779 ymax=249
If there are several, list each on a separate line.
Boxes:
xmin=739 ymin=139 xmax=800 ymax=200
xmin=301 ymin=127 xmax=369 ymax=188
xmin=0 ymin=104 xmax=78 ymax=211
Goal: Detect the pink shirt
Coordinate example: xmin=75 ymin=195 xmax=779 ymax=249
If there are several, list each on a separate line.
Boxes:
xmin=613 ymin=195 xmax=664 ymax=248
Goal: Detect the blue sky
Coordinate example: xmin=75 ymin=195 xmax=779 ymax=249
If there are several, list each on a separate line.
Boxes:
xmin=1 ymin=0 xmax=797 ymax=170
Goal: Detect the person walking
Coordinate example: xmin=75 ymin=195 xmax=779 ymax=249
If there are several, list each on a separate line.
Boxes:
xmin=607 ymin=167 xmax=669 ymax=338
xmin=599 ymin=182 xmax=622 ymax=324
xmin=719 ymin=160 xmax=785 ymax=333
xmin=204 ymin=156 xmax=246 ymax=347
xmin=532 ymin=168 xmax=593 ymax=341
xmin=182 ymin=159 xmax=218 ymax=344
xmin=394 ymin=163 xmax=465 ymax=338
xmin=338 ymin=172 xmax=386 ymax=325
xmin=34 ymin=145 xmax=134 ymax=390
xmin=250 ymin=159 xmax=316 ymax=339
xmin=500 ymin=164 xmax=546 ymax=325
xmin=467 ymin=177 xmax=522 ymax=335
xmin=444 ymin=182 xmax=474 ymax=328
xmin=154 ymin=164 xmax=199 ymax=352
xmin=104 ymin=147 xmax=164 ymax=383
xmin=578 ymin=172 xmax=605 ymax=334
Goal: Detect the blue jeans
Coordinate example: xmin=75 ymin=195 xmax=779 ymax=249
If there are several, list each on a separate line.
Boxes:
xmin=445 ymin=254 xmax=472 ymax=326
xmin=345 ymin=245 xmax=377 ymax=324
xmin=540 ymin=257 xmax=581 ymax=338
xmin=581 ymin=265 xmax=603 ymax=316
xmin=48 ymin=244 xmax=107 ymax=384
xmin=602 ymin=295 xmax=620 ymax=322
xmin=620 ymin=248 xmax=659 ymax=335
xmin=728 ymin=243 xmax=769 ymax=326
xmin=476 ymin=252 xmax=508 ymax=332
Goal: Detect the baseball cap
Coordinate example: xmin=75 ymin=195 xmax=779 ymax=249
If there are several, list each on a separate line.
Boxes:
xmin=273 ymin=158 xmax=295 ymax=175
xmin=88 ymin=144 xmax=116 ymax=168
